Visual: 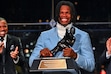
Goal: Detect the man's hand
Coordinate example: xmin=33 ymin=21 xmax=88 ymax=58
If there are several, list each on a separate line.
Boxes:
xmin=40 ymin=48 xmax=52 ymax=57
xmin=0 ymin=42 xmax=4 ymax=54
xmin=10 ymin=46 xmax=19 ymax=59
xmin=63 ymin=47 xmax=77 ymax=59
xmin=106 ymin=37 xmax=111 ymax=55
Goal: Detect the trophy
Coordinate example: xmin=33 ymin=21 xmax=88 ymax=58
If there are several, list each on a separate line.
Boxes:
xmin=51 ymin=27 xmax=76 ymax=56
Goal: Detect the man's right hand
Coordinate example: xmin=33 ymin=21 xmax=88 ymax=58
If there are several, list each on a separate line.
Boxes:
xmin=0 ymin=42 xmax=4 ymax=54
xmin=106 ymin=37 xmax=111 ymax=55
xmin=40 ymin=48 xmax=53 ymax=57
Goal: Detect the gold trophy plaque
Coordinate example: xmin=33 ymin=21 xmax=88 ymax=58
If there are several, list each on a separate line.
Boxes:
xmin=38 ymin=59 xmax=67 ymax=70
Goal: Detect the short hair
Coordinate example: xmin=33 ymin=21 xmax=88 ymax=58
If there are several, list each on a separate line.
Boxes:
xmin=55 ymin=1 xmax=77 ymax=24
xmin=0 ymin=17 xmax=7 ymax=24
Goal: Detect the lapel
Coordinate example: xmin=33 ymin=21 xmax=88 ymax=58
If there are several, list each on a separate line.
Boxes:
xmin=107 ymin=60 xmax=111 ymax=74
xmin=48 ymin=26 xmax=76 ymax=46
xmin=49 ymin=27 xmax=60 ymax=46
xmin=6 ymin=34 xmax=13 ymax=50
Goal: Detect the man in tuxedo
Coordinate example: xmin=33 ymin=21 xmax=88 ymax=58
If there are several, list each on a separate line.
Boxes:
xmin=99 ymin=37 xmax=111 ymax=74
xmin=0 ymin=17 xmax=28 ymax=74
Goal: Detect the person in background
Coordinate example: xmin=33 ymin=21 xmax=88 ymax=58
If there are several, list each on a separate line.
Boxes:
xmin=99 ymin=37 xmax=111 ymax=74
xmin=0 ymin=17 xmax=28 ymax=74
xmin=29 ymin=1 xmax=95 ymax=74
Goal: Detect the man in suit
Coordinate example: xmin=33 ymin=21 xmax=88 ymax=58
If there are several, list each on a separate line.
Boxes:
xmin=99 ymin=37 xmax=111 ymax=74
xmin=29 ymin=1 xmax=95 ymax=74
xmin=0 ymin=17 xmax=28 ymax=74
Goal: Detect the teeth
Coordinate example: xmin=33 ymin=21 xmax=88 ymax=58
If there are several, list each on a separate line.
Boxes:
xmin=0 ymin=32 xmax=5 ymax=34
xmin=61 ymin=19 xmax=67 ymax=21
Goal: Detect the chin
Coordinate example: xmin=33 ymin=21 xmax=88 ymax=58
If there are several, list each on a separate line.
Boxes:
xmin=60 ymin=21 xmax=71 ymax=25
xmin=62 ymin=24 xmax=69 ymax=26
xmin=0 ymin=35 xmax=5 ymax=37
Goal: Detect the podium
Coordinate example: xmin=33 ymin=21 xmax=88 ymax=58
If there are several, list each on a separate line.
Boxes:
xmin=29 ymin=57 xmax=80 ymax=74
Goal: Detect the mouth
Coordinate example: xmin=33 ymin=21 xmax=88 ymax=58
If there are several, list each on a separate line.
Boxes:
xmin=61 ymin=18 xmax=68 ymax=22
xmin=0 ymin=31 xmax=6 ymax=36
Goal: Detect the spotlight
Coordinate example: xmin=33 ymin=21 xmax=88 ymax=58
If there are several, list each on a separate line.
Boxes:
xmin=24 ymin=48 xmax=29 ymax=54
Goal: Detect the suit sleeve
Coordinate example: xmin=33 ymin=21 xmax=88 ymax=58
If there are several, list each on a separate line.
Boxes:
xmin=75 ymin=33 xmax=95 ymax=72
xmin=16 ymin=37 xmax=29 ymax=74
xmin=99 ymin=50 xmax=111 ymax=68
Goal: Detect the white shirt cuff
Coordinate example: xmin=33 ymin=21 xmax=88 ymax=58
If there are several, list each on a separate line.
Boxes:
xmin=106 ymin=51 xmax=111 ymax=59
xmin=13 ymin=56 xmax=19 ymax=64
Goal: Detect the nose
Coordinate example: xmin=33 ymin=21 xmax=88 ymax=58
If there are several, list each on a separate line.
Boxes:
xmin=62 ymin=13 xmax=67 ymax=16
xmin=0 ymin=26 xmax=5 ymax=30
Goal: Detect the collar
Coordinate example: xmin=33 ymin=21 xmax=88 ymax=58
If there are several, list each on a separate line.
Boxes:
xmin=56 ymin=22 xmax=73 ymax=39
xmin=56 ymin=22 xmax=73 ymax=30
xmin=3 ymin=34 xmax=7 ymax=48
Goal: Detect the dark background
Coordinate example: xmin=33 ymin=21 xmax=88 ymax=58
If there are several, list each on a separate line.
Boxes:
xmin=0 ymin=0 xmax=111 ymax=74
xmin=0 ymin=0 xmax=111 ymax=22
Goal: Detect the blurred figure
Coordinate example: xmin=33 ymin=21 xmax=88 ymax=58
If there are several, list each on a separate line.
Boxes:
xmin=0 ymin=17 xmax=28 ymax=74
xmin=29 ymin=1 xmax=95 ymax=74
xmin=99 ymin=37 xmax=111 ymax=74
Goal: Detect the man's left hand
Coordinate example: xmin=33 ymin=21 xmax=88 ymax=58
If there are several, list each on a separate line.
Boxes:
xmin=63 ymin=47 xmax=77 ymax=59
xmin=10 ymin=46 xmax=19 ymax=59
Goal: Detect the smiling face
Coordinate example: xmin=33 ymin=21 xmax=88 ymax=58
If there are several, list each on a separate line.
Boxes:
xmin=0 ymin=20 xmax=8 ymax=37
xmin=58 ymin=5 xmax=72 ymax=26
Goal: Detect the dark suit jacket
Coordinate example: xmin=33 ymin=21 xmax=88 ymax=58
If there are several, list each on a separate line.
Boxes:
xmin=0 ymin=34 xmax=28 ymax=74
xmin=99 ymin=50 xmax=111 ymax=74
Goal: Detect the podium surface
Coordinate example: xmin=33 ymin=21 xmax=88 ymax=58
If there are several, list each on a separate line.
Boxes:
xmin=29 ymin=57 xmax=80 ymax=74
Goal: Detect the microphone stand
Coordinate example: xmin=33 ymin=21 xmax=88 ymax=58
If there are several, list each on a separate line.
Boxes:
xmin=0 ymin=36 xmax=6 ymax=74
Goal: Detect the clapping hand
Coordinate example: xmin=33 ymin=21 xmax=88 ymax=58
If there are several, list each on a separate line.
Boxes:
xmin=0 ymin=42 xmax=4 ymax=54
xmin=106 ymin=37 xmax=111 ymax=55
xmin=10 ymin=46 xmax=19 ymax=59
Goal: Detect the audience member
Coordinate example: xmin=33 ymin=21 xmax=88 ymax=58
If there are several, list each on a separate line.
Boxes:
xmin=0 ymin=17 xmax=28 ymax=74
xmin=99 ymin=37 xmax=111 ymax=74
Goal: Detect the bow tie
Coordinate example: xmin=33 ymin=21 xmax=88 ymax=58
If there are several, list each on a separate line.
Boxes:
xmin=0 ymin=36 xmax=4 ymax=42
